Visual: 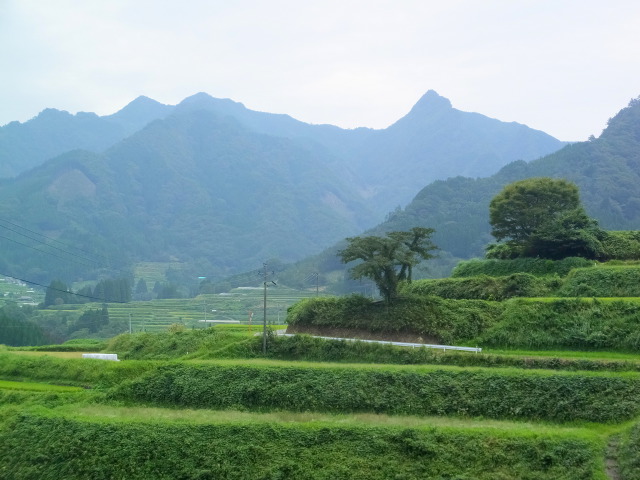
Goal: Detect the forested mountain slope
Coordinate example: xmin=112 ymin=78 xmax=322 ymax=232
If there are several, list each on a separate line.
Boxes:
xmin=171 ymin=90 xmax=566 ymax=213
xmin=384 ymin=96 xmax=640 ymax=260
xmin=1 ymin=91 xmax=564 ymax=217
xmin=0 ymin=96 xmax=174 ymax=177
xmin=0 ymin=109 xmax=374 ymax=283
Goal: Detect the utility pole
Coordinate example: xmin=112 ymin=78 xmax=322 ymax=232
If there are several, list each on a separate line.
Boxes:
xmin=261 ymin=263 xmax=277 ymax=354
xmin=129 ymin=313 xmax=132 ymax=334
xmin=263 ymin=263 xmax=268 ymax=354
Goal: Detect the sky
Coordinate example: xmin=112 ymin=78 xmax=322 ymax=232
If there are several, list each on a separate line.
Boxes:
xmin=1 ymin=0 xmax=639 ymax=141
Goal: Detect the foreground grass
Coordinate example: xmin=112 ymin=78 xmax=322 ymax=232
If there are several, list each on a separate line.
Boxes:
xmin=61 ymin=404 xmax=625 ymax=437
xmin=0 ymin=380 xmax=84 ymax=392
xmin=0 ymin=404 xmax=609 ymax=480
xmin=5 ymin=351 xmax=91 ymax=359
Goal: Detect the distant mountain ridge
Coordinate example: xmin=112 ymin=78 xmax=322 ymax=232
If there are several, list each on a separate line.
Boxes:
xmin=0 ymin=91 xmax=569 ymax=283
xmin=170 ymin=90 xmax=566 ymax=212
xmin=1 ymin=91 xmax=565 ymax=213
xmin=0 ymin=108 xmax=375 ymax=283
xmin=0 ymin=96 xmax=174 ymax=177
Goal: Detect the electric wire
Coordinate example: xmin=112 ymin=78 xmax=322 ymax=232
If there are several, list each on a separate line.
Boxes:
xmin=0 ymin=272 xmax=127 ymax=304
xmin=0 ymin=217 xmax=110 ymax=262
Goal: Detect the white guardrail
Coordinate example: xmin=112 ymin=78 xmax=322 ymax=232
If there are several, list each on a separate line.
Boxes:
xmin=277 ymin=333 xmax=481 ymax=353
xmin=82 ymin=353 xmax=119 ymax=361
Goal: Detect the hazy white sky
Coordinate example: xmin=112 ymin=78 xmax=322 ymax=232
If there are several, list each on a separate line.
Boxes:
xmin=1 ymin=0 xmax=639 ymax=140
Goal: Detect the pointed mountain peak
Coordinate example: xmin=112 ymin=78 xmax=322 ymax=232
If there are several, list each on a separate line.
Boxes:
xmin=598 ymin=95 xmax=640 ymax=142
xmin=411 ymin=90 xmax=453 ymax=113
xmin=178 ymin=92 xmax=245 ymax=109
xmin=175 ymin=92 xmax=248 ymax=118
xmin=105 ymin=96 xmax=173 ymax=130
xmin=126 ymin=95 xmax=163 ymax=107
xmin=181 ymin=92 xmax=215 ymax=104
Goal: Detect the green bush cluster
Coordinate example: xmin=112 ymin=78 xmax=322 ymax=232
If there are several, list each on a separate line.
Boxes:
xmin=600 ymin=230 xmax=640 ymax=260
xmin=0 ymin=412 xmax=603 ymax=480
xmin=0 ymin=353 xmax=155 ymax=388
xmin=480 ymin=299 xmax=640 ymax=350
xmin=104 ymin=327 xmax=252 ymax=360
xmin=452 ymin=257 xmax=594 ymax=278
xmin=287 ymin=295 xmax=640 ymax=352
xmin=402 ymin=273 xmax=559 ymax=301
xmin=558 ymin=266 xmax=640 ymax=297
xmin=406 ymin=265 xmax=640 ymax=300
xmin=111 ymin=363 xmax=640 ymax=422
xmin=287 ymin=295 xmax=502 ymax=344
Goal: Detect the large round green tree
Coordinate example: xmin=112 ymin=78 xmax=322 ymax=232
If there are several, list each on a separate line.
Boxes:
xmin=488 ymin=177 xmax=604 ymax=259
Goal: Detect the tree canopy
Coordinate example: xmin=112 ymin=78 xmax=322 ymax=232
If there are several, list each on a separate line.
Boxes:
xmin=488 ymin=177 xmax=604 ymax=259
xmin=338 ymin=227 xmax=438 ymax=303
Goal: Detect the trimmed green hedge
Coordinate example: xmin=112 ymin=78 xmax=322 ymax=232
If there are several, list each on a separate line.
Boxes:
xmin=111 ymin=363 xmax=640 ymax=422
xmin=451 ymin=257 xmax=594 ymax=278
xmin=0 ymin=353 xmax=155 ymax=388
xmin=287 ymin=295 xmax=501 ymax=344
xmin=402 ymin=273 xmax=559 ymax=301
xmin=264 ymin=334 xmax=640 ymax=372
xmin=0 ymin=412 xmax=603 ymax=480
xmin=479 ymin=299 xmax=640 ymax=350
xmin=105 ymin=328 xmax=253 ymax=360
xmin=558 ymin=266 xmax=640 ymax=297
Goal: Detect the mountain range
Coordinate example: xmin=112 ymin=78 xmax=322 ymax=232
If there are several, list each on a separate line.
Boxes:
xmin=0 ymin=91 xmax=567 ymax=284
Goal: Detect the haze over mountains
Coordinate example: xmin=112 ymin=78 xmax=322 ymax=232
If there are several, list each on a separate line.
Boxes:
xmin=0 ymin=91 xmax=568 ymax=284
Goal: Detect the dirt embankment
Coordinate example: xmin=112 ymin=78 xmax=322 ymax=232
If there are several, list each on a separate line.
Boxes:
xmin=285 ymin=325 xmax=439 ymax=344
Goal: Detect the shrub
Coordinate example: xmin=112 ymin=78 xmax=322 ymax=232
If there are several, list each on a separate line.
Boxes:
xmin=104 ymin=327 xmax=251 ymax=360
xmin=452 ymin=257 xmax=594 ymax=278
xmin=479 ymin=298 xmax=640 ymax=350
xmin=600 ymin=231 xmax=640 ymax=260
xmin=287 ymin=295 xmax=502 ymax=344
xmin=110 ymin=362 xmax=640 ymax=422
xmin=402 ymin=273 xmax=558 ymax=301
xmin=0 ymin=413 xmax=603 ymax=480
xmin=558 ymin=266 xmax=640 ymax=297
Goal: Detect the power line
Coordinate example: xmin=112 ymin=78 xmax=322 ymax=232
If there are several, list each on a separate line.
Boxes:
xmin=0 ymin=217 xmax=110 ymax=263
xmin=0 ymin=272 xmax=127 ymax=304
xmin=0 ymin=234 xmax=100 ymax=270
xmin=0 ymin=219 xmax=130 ymax=276
xmin=0 ymin=224 xmax=103 ymax=266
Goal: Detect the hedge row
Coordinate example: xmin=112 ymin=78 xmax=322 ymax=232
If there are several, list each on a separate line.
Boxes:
xmin=287 ymin=295 xmax=640 ymax=351
xmin=409 ymin=266 xmax=640 ymax=300
xmin=402 ymin=273 xmax=559 ymax=301
xmin=451 ymin=257 xmax=594 ymax=278
xmin=104 ymin=327 xmax=253 ymax=360
xmin=0 ymin=412 xmax=603 ymax=480
xmin=286 ymin=295 xmax=501 ymax=345
xmin=558 ymin=266 xmax=640 ymax=297
xmin=479 ymin=299 xmax=640 ymax=350
xmin=111 ymin=363 xmax=640 ymax=422
xmin=264 ymin=334 xmax=640 ymax=372
xmin=0 ymin=353 xmax=155 ymax=388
